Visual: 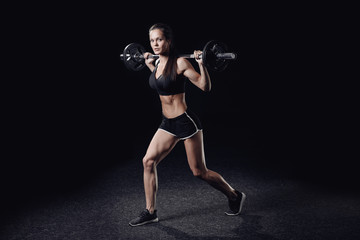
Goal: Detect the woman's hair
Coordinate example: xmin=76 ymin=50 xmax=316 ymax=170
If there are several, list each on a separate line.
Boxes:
xmin=149 ymin=23 xmax=177 ymax=81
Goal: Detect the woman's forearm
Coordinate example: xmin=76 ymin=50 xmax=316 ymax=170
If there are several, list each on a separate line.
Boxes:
xmin=199 ymin=63 xmax=211 ymax=92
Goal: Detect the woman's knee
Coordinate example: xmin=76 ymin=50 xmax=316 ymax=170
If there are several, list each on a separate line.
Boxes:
xmin=143 ymin=156 xmax=156 ymax=171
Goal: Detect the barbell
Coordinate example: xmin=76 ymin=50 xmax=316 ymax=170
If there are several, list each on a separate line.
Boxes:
xmin=120 ymin=40 xmax=237 ymax=72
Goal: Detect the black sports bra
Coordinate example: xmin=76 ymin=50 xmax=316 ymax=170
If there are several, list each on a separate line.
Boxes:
xmin=149 ymin=61 xmax=186 ymax=96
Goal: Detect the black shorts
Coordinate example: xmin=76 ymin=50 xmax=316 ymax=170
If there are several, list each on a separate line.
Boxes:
xmin=158 ymin=109 xmax=203 ymax=140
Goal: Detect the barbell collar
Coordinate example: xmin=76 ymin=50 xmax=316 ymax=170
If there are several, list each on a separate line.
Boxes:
xmin=216 ymin=53 xmax=237 ymax=60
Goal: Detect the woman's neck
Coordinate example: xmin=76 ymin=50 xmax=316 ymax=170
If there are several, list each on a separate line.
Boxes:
xmin=158 ymin=54 xmax=169 ymax=64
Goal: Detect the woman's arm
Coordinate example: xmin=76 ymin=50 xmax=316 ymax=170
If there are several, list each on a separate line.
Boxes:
xmin=181 ymin=51 xmax=211 ymax=92
xmin=144 ymin=52 xmax=155 ymax=72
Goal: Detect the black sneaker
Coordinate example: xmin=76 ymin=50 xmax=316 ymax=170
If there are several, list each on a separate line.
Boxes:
xmin=129 ymin=209 xmax=159 ymax=227
xmin=225 ymin=190 xmax=246 ymax=216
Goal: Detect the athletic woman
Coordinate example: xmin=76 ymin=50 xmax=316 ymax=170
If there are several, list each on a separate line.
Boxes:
xmin=129 ymin=23 xmax=245 ymax=227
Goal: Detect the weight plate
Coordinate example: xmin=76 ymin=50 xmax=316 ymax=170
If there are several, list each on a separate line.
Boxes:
xmin=202 ymin=40 xmax=230 ymax=72
xmin=123 ymin=43 xmax=146 ymax=71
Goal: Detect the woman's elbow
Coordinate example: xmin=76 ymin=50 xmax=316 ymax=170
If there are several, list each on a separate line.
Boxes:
xmin=197 ymin=76 xmax=211 ymax=92
xmin=201 ymin=84 xmax=211 ymax=92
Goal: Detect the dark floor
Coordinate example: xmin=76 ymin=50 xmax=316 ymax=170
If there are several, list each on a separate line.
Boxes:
xmin=1 ymin=133 xmax=360 ymax=240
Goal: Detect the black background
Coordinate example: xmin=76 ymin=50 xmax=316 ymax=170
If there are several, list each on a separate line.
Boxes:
xmin=2 ymin=2 xmax=356 ymax=216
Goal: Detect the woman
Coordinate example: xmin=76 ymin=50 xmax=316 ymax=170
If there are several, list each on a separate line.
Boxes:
xmin=129 ymin=23 xmax=246 ymax=227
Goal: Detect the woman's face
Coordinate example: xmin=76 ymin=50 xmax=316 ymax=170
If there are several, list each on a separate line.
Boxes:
xmin=149 ymin=29 xmax=170 ymax=55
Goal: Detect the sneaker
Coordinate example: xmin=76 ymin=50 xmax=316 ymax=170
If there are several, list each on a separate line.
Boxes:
xmin=225 ymin=190 xmax=246 ymax=216
xmin=129 ymin=209 xmax=159 ymax=227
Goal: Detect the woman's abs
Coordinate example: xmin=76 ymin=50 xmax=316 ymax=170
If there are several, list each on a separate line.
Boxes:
xmin=160 ymin=93 xmax=187 ymax=118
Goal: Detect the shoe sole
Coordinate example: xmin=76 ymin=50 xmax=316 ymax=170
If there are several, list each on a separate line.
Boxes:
xmin=129 ymin=218 xmax=159 ymax=227
xmin=225 ymin=192 xmax=246 ymax=216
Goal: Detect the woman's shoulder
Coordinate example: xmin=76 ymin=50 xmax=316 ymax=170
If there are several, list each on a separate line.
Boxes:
xmin=177 ymin=57 xmax=191 ymax=71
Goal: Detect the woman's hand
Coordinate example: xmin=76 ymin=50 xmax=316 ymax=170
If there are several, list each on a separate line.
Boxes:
xmin=144 ymin=52 xmax=156 ymax=71
xmin=144 ymin=52 xmax=155 ymax=65
xmin=194 ymin=50 xmax=203 ymax=65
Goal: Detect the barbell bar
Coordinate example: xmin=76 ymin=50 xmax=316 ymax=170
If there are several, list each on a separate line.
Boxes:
xmin=120 ymin=40 xmax=237 ymax=72
xmin=120 ymin=52 xmax=237 ymax=60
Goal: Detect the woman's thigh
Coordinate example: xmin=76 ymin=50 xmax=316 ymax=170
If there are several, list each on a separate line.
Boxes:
xmin=183 ymin=130 xmax=207 ymax=172
xmin=144 ymin=129 xmax=180 ymax=165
